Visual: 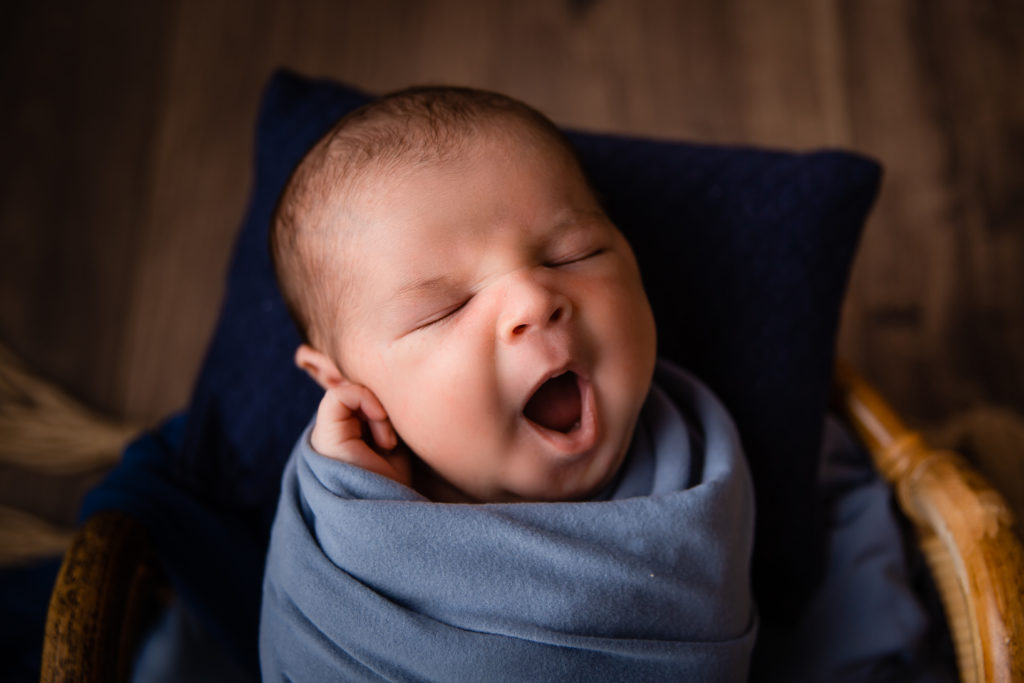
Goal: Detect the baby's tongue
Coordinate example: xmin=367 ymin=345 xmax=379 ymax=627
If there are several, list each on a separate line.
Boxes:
xmin=523 ymin=372 xmax=581 ymax=433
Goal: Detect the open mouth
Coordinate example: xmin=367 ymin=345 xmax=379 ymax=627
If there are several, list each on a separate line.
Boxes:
xmin=523 ymin=371 xmax=582 ymax=433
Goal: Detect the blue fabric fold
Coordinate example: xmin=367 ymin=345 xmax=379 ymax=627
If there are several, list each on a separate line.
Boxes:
xmin=260 ymin=360 xmax=757 ymax=681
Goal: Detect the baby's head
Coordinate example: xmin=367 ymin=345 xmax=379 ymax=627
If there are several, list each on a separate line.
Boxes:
xmin=271 ymin=86 xmax=657 ymax=502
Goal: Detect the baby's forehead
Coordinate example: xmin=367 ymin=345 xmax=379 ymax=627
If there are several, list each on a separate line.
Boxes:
xmin=308 ymin=109 xmax=589 ymax=269
xmin=330 ymin=127 xmax=569 ymax=217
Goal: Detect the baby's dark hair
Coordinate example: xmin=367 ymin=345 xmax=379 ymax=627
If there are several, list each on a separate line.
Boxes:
xmin=270 ymin=85 xmax=583 ymax=351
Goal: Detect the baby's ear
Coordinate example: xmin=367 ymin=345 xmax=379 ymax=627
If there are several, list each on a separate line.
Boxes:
xmin=294 ymin=344 xmax=346 ymax=391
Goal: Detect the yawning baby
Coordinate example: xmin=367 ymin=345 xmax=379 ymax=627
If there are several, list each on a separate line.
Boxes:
xmin=260 ymin=85 xmax=756 ymax=681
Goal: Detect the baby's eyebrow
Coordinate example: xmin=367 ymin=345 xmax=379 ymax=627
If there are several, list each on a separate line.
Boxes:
xmin=391 ymin=274 xmax=459 ymax=303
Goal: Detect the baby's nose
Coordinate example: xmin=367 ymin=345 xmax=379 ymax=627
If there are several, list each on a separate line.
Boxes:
xmin=499 ymin=273 xmax=571 ymax=342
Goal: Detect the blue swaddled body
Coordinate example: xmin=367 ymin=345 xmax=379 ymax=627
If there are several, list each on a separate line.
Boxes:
xmin=259 ymin=360 xmax=758 ymax=681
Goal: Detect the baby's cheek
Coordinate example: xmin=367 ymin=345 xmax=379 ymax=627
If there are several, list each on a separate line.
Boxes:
xmin=604 ymin=283 xmax=657 ymax=394
xmin=393 ymin=346 xmax=488 ymax=444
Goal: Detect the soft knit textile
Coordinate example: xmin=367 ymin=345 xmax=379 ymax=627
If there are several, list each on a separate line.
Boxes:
xmin=260 ymin=361 xmax=757 ymax=682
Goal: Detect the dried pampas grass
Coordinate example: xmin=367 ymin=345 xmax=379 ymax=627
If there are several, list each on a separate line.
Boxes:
xmin=0 ymin=342 xmax=140 ymax=564
xmin=0 ymin=505 xmax=75 ymax=565
xmin=0 ymin=342 xmax=139 ymax=475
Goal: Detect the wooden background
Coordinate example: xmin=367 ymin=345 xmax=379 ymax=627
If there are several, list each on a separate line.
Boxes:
xmin=2 ymin=0 xmax=1023 ymax=525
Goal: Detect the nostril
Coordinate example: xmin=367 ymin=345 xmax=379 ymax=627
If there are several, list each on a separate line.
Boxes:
xmin=508 ymin=301 xmax=567 ymax=339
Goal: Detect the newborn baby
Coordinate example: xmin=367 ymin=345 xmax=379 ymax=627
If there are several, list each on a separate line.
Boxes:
xmin=272 ymin=85 xmax=657 ymax=504
xmin=260 ymin=86 xmax=756 ymax=681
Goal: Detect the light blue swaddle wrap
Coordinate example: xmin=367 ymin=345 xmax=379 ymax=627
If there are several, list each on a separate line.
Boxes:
xmin=259 ymin=360 xmax=757 ymax=681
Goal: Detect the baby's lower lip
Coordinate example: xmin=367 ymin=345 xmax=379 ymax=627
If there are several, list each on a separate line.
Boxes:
xmin=523 ymin=374 xmax=598 ymax=455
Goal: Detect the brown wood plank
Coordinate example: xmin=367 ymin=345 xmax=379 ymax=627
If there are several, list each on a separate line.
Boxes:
xmin=115 ymin=1 xmax=283 ymax=420
xmin=837 ymin=0 xmax=1024 ymax=425
xmin=0 ymin=2 xmax=175 ymax=418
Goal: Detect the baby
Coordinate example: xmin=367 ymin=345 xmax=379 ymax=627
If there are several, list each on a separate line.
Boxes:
xmin=261 ymin=86 xmax=756 ymax=681
xmin=271 ymin=86 xmax=658 ymax=504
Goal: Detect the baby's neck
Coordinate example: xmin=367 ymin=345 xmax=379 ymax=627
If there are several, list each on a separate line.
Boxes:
xmin=410 ymin=457 xmax=478 ymax=504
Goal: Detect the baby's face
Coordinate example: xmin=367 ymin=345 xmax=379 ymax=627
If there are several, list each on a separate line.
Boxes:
xmin=330 ymin=131 xmax=656 ymax=502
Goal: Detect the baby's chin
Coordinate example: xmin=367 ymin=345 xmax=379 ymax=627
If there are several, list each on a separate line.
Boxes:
xmin=495 ymin=447 xmax=632 ymax=503
xmin=411 ymin=458 xmax=619 ymax=504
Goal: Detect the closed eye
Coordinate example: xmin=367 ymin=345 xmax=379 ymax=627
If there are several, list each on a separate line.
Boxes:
xmin=545 ymin=248 xmax=606 ymax=268
xmin=417 ymin=298 xmax=471 ymax=330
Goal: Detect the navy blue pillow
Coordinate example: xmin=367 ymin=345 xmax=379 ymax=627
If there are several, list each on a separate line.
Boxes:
xmin=171 ymin=70 xmax=877 ymax=653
